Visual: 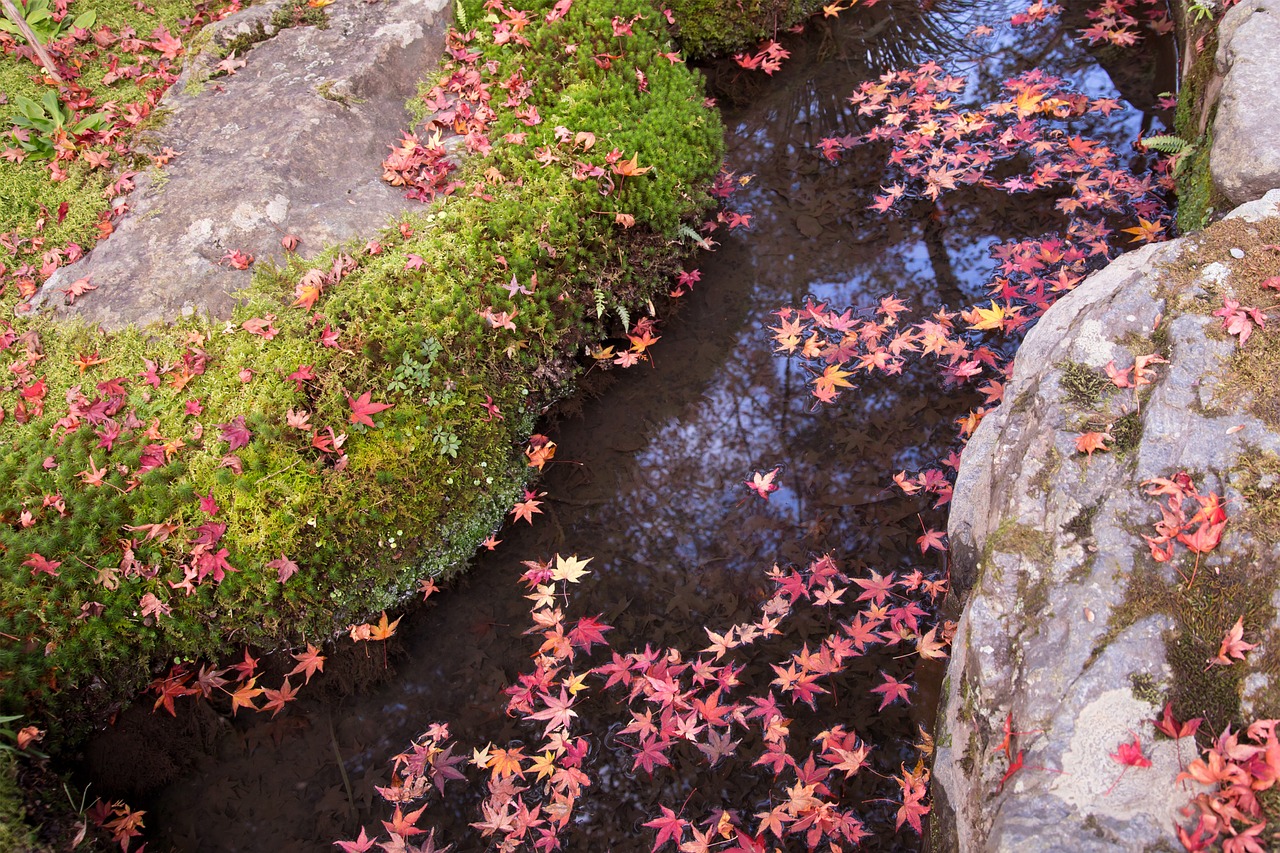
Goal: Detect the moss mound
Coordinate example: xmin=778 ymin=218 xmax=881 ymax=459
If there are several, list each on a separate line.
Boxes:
xmin=0 ymin=0 xmax=723 ymax=738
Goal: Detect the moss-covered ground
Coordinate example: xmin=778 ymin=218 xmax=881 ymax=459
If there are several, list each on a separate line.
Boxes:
xmin=0 ymin=0 xmax=731 ymax=747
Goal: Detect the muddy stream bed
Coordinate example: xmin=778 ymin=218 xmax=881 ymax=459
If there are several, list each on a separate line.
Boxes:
xmin=80 ymin=2 xmax=1171 ymax=849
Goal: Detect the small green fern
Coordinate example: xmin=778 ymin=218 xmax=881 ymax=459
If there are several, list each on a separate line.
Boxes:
xmin=675 ymin=224 xmax=712 ymax=250
xmin=1141 ymin=134 xmax=1191 ymax=155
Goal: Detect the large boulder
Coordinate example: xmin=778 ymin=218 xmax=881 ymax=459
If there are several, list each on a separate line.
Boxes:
xmin=30 ymin=0 xmax=450 ymax=329
xmin=1210 ymin=0 xmax=1280 ymax=206
xmin=932 ymin=191 xmax=1280 ymax=850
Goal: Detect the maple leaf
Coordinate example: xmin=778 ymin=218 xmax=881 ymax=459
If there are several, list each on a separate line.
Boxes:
xmin=334 ymin=827 xmax=378 ymax=853
xmin=526 ymin=434 xmax=556 ymax=469
xmin=261 ymin=678 xmax=300 ymax=717
xmin=220 ymin=249 xmax=254 ymax=269
xmin=914 ymin=626 xmax=949 ymax=660
xmin=381 ymin=803 xmax=428 ymax=838
xmin=487 ymin=746 xmax=527 ymax=780
xmin=347 ymin=391 xmax=393 ymax=427
xmin=241 ymin=315 xmax=279 ymax=339
xmin=267 ymin=554 xmax=299 ymax=583
xmin=58 ymin=275 xmax=97 ymax=304
xmin=1121 ymin=217 xmax=1165 ymax=243
xmin=643 ymin=806 xmax=688 ymax=851
xmin=23 ymin=552 xmax=60 ymax=577
xmin=812 ymin=363 xmax=856 ymax=399
xmin=511 ymin=489 xmax=545 ymax=524
xmin=552 ymin=554 xmax=592 ymax=583
xmin=529 ymin=688 xmax=578 ymax=738
xmin=1214 ymin=298 xmax=1266 ymax=347
xmin=218 ymin=415 xmax=252 ymax=451
xmin=1207 ymin=616 xmax=1257 ymax=667
xmin=745 ymin=467 xmax=780 ymax=499
xmin=227 ymin=676 xmax=263 ymax=714
xmin=1154 ymin=702 xmax=1202 ymax=740
xmin=287 ymin=643 xmax=326 ymax=683
xmin=916 ymin=528 xmax=946 ymax=553
xmin=287 ymin=364 xmax=315 ymax=390
xmin=871 ymin=672 xmax=913 ymax=710
xmin=139 ymin=593 xmax=171 ymax=619
xmin=368 ymin=611 xmax=402 ymax=641
xmin=1076 ymin=430 xmax=1112 ymax=459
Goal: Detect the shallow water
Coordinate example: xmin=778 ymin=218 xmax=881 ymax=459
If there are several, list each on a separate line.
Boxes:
xmin=86 ymin=2 xmax=1173 ymax=849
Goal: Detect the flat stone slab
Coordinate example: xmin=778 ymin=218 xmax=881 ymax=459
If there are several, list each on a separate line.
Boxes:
xmin=32 ymin=0 xmax=449 ymax=329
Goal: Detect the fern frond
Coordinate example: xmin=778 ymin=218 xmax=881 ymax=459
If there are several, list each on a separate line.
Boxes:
xmin=675 ymin=224 xmax=712 ymax=250
xmin=1141 ymin=135 xmax=1191 ymax=155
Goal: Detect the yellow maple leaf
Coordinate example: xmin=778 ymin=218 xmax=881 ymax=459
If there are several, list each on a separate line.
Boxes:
xmin=551 ymin=554 xmax=592 ymax=583
xmin=965 ymin=300 xmax=1017 ymax=332
xmin=1122 ymin=217 xmax=1164 ymax=244
xmin=813 ymin=363 xmax=855 ymax=397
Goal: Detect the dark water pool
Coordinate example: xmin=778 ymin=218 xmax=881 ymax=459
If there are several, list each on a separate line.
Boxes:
xmin=82 ymin=2 xmax=1172 ymax=849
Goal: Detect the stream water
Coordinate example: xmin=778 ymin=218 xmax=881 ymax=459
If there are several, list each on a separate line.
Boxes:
xmin=81 ymin=2 xmax=1172 ymax=849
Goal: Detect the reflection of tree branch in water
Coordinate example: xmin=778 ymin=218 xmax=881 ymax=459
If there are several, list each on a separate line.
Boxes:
xmin=922 ymin=201 xmax=964 ymax=306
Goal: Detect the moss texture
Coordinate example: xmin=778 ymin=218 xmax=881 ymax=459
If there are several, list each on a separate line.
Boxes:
xmin=0 ymin=0 xmax=724 ymax=741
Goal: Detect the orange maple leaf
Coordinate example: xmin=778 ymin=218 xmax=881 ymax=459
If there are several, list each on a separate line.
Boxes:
xmin=1075 ymin=431 xmax=1112 ymax=459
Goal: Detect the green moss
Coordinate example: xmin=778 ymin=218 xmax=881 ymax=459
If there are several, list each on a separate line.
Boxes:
xmin=1129 ymin=671 xmax=1163 ymax=705
xmin=987 ymin=519 xmax=1053 ymax=563
xmin=1172 ymin=23 xmax=1227 ymax=233
xmin=1016 ymin=570 xmax=1051 ymax=619
xmin=1063 ymin=502 xmax=1098 ymax=542
xmin=316 ymin=81 xmax=364 ymax=107
xmin=269 ymin=0 xmax=328 ymax=31
xmin=1110 ymin=409 xmax=1143 ymax=454
xmin=0 ymin=755 xmax=37 ymax=852
xmin=1029 ymin=445 xmax=1062 ymax=497
xmin=0 ymin=0 xmax=724 ymax=739
xmin=664 ymin=0 xmax=825 ymax=57
xmin=1059 ymin=361 xmax=1110 ymax=408
xmin=222 ymin=20 xmax=270 ymax=56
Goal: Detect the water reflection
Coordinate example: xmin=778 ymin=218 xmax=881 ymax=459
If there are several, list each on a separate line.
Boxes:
xmin=105 ymin=3 xmax=1170 ymax=851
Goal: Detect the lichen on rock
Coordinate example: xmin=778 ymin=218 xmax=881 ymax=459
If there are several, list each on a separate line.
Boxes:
xmin=934 ymin=191 xmax=1280 ymax=851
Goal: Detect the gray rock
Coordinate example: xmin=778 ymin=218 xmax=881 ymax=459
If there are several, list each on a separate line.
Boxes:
xmin=31 ymin=0 xmax=450 ymax=329
xmin=1211 ymin=0 xmax=1280 ymax=206
xmin=934 ymin=190 xmax=1280 ymax=851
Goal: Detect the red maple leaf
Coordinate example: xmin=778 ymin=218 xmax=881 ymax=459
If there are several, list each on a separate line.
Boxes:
xmin=334 ymin=828 xmax=378 ymax=853
xmin=287 ymin=364 xmax=315 ymax=390
xmin=1154 ymin=702 xmax=1202 ymax=740
xmin=260 ymin=678 xmax=300 ymax=717
xmin=287 ymin=643 xmax=326 ymax=683
xmin=511 ymin=489 xmax=544 ymax=524
xmin=871 ymin=672 xmax=913 ymax=710
xmin=267 ymin=554 xmax=300 ymax=583
xmin=1207 ymin=616 xmax=1257 ymax=667
xmin=916 ymin=527 xmax=946 ymax=553
xmin=745 ymin=467 xmax=780 ymax=499
xmin=631 ymin=735 xmax=672 ymax=775
xmin=528 ymin=688 xmax=578 ymax=738
xmin=567 ymin=615 xmax=611 ymax=652
xmin=641 ymin=806 xmax=688 ymax=851
xmin=347 ymin=391 xmax=393 ymax=427
xmin=23 ymin=552 xmax=60 ymax=577
xmin=217 ymin=415 xmax=252 ymax=451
